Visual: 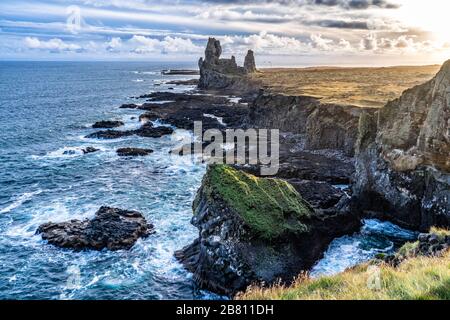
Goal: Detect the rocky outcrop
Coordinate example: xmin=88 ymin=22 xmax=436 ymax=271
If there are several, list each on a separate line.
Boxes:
xmin=82 ymin=147 xmax=99 ymax=154
xmin=86 ymin=122 xmax=174 ymax=140
xmin=37 ymin=206 xmax=153 ymax=251
xmin=117 ymin=148 xmax=153 ymax=157
xmin=247 ymin=92 xmax=374 ymax=156
xmin=353 ymin=61 xmax=450 ymax=230
xmin=92 ymin=120 xmax=124 ymax=129
xmin=244 ymin=50 xmax=257 ymax=73
xmin=132 ymin=92 xmax=249 ymax=131
xmin=175 ymin=165 xmax=360 ymax=296
xmin=379 ymin=230 xmax=450 ymax=266
xmin=198 ymin=38 xmax=257 ymax=91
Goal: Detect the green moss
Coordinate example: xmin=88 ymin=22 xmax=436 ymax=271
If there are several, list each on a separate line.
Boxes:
xmin=199 ymin=164 xmax=314 ymax=240
xmin=397 ymin=241 xmax=419 ymax=258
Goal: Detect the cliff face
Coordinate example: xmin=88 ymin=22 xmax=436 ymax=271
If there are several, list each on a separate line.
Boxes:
xmin=248 ymin=92 xmax=374 ymax=156
xmin=353 ymin=61 xmax=450 ymax=230
xmin=198 ymin=38 xmax=257 ymax=90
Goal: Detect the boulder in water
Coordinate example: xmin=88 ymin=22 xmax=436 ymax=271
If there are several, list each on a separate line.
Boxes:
xmin=92 ymin=120 xmax=124 ymax=129
xmin=37 ymin=206 xmax=153 ymax=251
xmin=117 ymin=147 xmax=153 ymax=157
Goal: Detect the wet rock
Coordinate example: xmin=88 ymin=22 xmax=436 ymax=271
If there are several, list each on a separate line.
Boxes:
xmin=120 ymin=103 xmax=140 ymax=109
xmin=135 ymin=93 xmax=248 ymax=130
xmin=92 ymin=120 xmax=124 ymax=129
xmin=37 ymin=206 xmax=153 ymax=251
xmin=117 ymin=148 xmax=153 ymax=157
xmin=135 ymin=123 xmax=174 ymax=138
xmin=166 ymin=79 xmax=199 ymax=86
xmin=86 ymin=130 xmax=134 ymax=140
xmin=175 ymin=165 xmax=360 ymax=296
xmin=82 ymin=147 xmax=100 ymax=154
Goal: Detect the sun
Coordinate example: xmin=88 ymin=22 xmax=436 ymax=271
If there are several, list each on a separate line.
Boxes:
xmin=395 ymin=0 xmax=450 ymax=43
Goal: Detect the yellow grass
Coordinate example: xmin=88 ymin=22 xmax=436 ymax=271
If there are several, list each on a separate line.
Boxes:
xmin=251 ymin=65 xmax=440 ymax=108
xmin=237 ymin=251 xmax=450 ymax=300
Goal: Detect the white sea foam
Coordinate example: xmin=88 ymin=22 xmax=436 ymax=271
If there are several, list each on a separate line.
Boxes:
xmin=132 ymin=79 xmax=144 ymax=83
xmin=5 ymin=201 xmax=97 ymax=239
xmin=228 ymin=97 xmax=241 ymax=104
xmin=0 ymin=189 xmax=44 ymax=214
xmin=203 ymin=113 xmax=225 ymax=126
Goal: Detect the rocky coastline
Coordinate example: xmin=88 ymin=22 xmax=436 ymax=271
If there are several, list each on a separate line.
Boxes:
xmin=36 ymin=37 xmax=449 ymax=298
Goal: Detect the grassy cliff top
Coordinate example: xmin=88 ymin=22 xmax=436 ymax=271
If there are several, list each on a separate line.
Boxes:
xmin=198 ymin=165 xmax=314 ymax=240
xmin=238 ymin=250 xmax=450 ymax=300
xmin=251 ymin=65 xmax=440 ymax=108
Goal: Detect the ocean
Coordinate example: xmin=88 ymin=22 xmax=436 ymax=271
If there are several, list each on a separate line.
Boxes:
xmin=0 ymin=61 xmax=417 ymax=299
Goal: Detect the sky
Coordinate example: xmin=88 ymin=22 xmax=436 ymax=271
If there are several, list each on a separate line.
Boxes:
xmin=1 ymin=0 xmax=450 ymax=66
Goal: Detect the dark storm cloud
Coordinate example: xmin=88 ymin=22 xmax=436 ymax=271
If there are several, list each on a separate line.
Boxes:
xmin=200 ymin=0 xmax=400 ymax=9
xmin=311 ymin=19 xmax=369 ymax=29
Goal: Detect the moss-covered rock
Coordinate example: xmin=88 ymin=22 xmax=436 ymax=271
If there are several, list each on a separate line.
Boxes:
xmin=176 ymin=165 xmax=361 ymax=296
xmin=196 ymin=164 xmax=314 ymax=240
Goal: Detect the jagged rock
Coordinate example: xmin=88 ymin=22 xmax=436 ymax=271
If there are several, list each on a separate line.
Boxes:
xmin=166 ymin=79 xmax=199 ymax=86
xmin=37 ymin=207 xmax=153 ymax=251
xmin=175 ymin=165 xmax=360 ymax=296
xmin=135 ymin=123 xmax=174 ymax=138
xmin=198 ymin=38 xmax=257 ymax=91
xmin=86 ymin=129 xmax=134 ymax=139
xmin=117 ymin=148 xmax=153 ymax=157
xmin=379 ymin=231 xmax=449 ymax=266
xmin=82 ymin=147 xmax=100 ymax=154
xmin=244 ymin=50 xmax=257 ymax=73
xmin=287 ymin=179 xmax=347 ymax=209
xmin=92 ymin=120 xmax=124 ymax=129
xmin=352 ymin=60 xmax=450 ymax=230
xmin=86 ymin=123 xmax=174 ymax=140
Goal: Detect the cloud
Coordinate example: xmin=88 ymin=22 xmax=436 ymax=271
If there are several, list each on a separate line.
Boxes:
xmin=310 ymin=34 xmax=334 ymax=50
xmin=129 ymin=35 xmax=202 ymax=54
xmin=106 ymin=37 xmax=122 ymax=51
xmin=24 ymin=37 xmax=81 ymax=51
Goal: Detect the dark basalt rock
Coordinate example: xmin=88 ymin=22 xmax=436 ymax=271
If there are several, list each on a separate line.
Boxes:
xmin=247 ymin=92 xmax=375 ymax=156
xmin=135 ymin=93 xmax=249 ymax=131
xmin=37 ymin=206 xmax=153 ymax=251
xmin=120 ymin=103 xmax=140 ymax=109
xmin=244 ymin=50 xmax=257 ymax=73
xmin=352 ymin=61 xmax=450 ymax=230
xmin=86 ymin=123 xmax=174 ymax=140
xmin=86 ymin=130 xmax=134 ymax=140
xmin=92 ymin=120 xmax=124 ymax=129
xmin=135 ymin=123 xmax=174 ymax=138
xmin=117 ymin=148 xmax=153 ymax=157
xmin=287 ymin=179 xmax=347 ymax=210
xmin=175 ymin=165 xmax=360 ymax=296
xmin=166 ymin=79 xmax=199 ymax=86
xmin=380 ymin=231 xmax=450 ymax=266
xmin=82 ymin=147 xmax=100 ymax=154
